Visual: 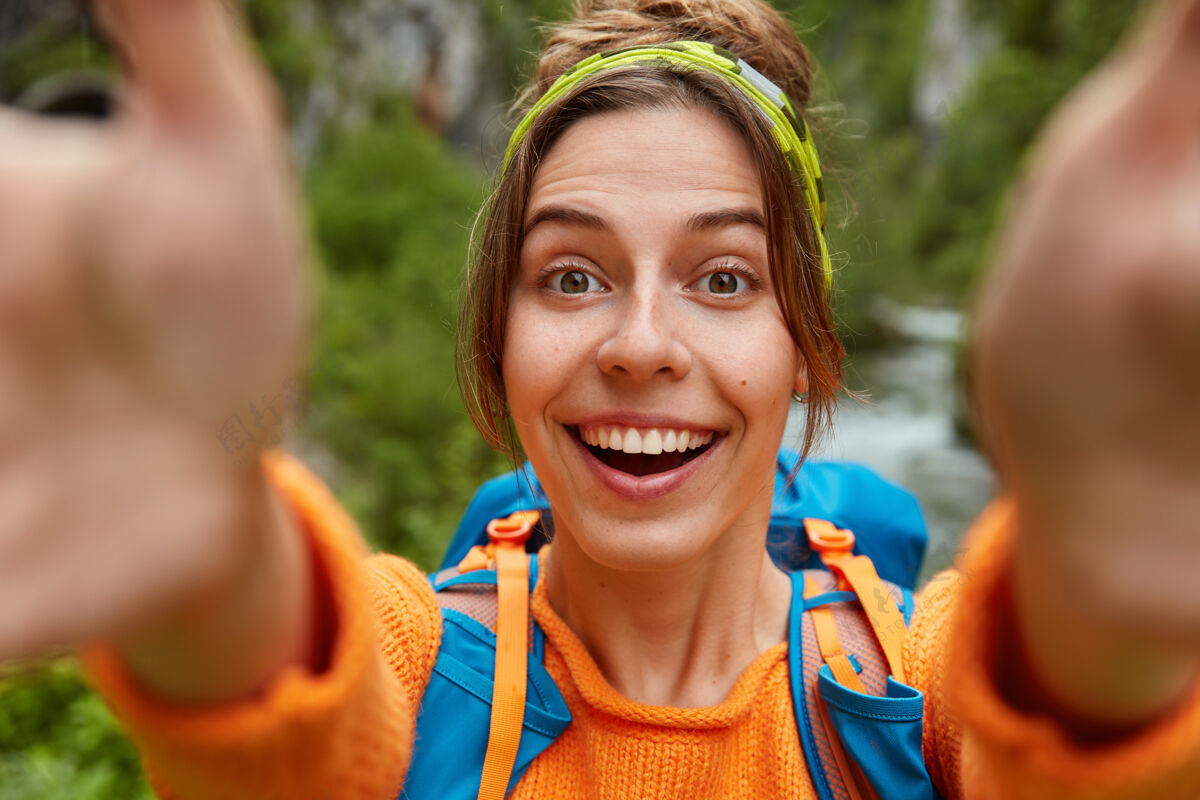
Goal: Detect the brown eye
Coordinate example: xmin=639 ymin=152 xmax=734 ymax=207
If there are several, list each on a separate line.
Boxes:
xmin=707 ymin=271 xmax=741 ymax=294
xmin=554 ymin=270 xmax=599 ymax=294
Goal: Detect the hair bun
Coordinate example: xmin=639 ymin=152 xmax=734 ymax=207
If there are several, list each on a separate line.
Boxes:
xmin=535 ymin=0 xmax=813 ymax=111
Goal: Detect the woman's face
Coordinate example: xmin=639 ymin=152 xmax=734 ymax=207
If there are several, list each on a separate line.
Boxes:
xmin=503 ymin=106 xmax=806 ymax=571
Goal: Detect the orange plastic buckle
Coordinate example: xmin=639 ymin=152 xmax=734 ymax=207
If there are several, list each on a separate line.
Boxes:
xmin=486 ymin=510 xmax=540 ymax=546
xmin=456 ymin=545 xmax=492 ymax=574
xmin=804 ymin=518 xmax=855 ymax=555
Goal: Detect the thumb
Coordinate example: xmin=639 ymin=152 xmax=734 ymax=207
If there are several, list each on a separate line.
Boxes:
xmin=95 ymin=0 xmax=269 ymax=128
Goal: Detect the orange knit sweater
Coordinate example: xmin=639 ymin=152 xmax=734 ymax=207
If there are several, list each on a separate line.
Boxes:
xmin=84 ymin=454 xmax=1200 ymax=799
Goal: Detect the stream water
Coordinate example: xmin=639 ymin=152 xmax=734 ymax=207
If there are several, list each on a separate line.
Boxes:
xmin=785 ymin=306 xmax=995 ymax=583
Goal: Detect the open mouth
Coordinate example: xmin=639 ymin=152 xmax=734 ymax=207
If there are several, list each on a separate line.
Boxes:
xmin=571 ymin=424 xmax=716 ymax=478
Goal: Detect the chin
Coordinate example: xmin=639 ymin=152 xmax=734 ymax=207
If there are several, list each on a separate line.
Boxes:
xmin=550 ymin=495 xmax=760 ymax=575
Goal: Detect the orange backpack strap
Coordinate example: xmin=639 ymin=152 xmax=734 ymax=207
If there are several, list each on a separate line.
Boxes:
xmin=804 ymin=518 xmax=908 ymax=685
xmin=792 ymin=526 xmax=929 ymax=800
xmin=802 ymin=572 xmax=871 ymax=800
xmin=475 ymin=511 xmax=540 ymax=800
xmin=804 ymin=572 xmax=867 ymax=694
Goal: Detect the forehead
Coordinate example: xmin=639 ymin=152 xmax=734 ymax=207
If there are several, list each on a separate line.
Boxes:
xmin=526 ymin=106 xmax=763 ymax=222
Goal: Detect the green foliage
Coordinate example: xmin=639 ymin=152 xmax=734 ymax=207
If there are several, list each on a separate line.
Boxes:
xmin=304 ymin=97 xmax=507 ymax=562
xmin=966 ymin=0 xmax=1139 ymax=61
xmin=782 ymin=0 xmax=930 ymax=130
xmin=0 ymin=19 xmax=110 ymax=101
xmin=0 ymin=662 xmax=152 ymax=800
xmin=481 ymin=0 xmax=575 ymax=94
xmin=908 ymin=47 xmax=1065 ymax=290
xmin=244 ymin=0 xmax=328 ymax=116
xmin=910 ymin=0 xmax=1139 ymax=298
xmin=776 ymin=0 xmax=1139 ymax=333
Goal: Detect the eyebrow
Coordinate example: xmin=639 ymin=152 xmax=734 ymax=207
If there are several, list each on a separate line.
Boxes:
xmin=685 ymin=208 xmax=764 ymax=232
xmin=522 ymin=205 xmax=765 ymax=237
xmin=523 ymin=206 xmax=608 ymax=237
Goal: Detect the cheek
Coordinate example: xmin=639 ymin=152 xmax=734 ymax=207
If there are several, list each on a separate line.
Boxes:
xmin=710 ymin=318 xmax=801 ymax=421
xmin=744 ymin=364 xmax=800 ymax=438
xmin=501 ymin=305 xmax=544 ymax=422
xmin=501 ymin=301 xmax=585 ymax=424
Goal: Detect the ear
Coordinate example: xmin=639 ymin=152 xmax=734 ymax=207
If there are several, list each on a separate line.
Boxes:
xmin=794 ymin=359 xmax=809 ymax=397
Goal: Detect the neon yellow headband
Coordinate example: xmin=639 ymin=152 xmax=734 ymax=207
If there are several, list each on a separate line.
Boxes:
xmin=503 ymin=41 xmax=831 ymax=288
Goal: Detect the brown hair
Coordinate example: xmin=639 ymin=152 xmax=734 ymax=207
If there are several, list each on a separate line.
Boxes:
xmin=457 ymin=0 xmax=844 ymax=463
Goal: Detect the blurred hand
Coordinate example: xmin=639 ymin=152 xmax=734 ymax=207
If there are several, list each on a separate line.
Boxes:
xmin=973 ymin=0 xmax=1200 ymax=723
xmin=0 ymin=0 xmax=309 ymax=668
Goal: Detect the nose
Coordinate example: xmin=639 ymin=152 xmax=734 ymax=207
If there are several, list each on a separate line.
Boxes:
xmin=596 ymin=284 xmax=691 ymax=382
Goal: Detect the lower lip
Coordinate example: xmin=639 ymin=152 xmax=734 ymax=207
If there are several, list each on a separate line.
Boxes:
xmin=568 ymin=430 xmax=721 ymax=501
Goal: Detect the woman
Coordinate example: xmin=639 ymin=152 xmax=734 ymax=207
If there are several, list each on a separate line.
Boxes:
xmin=2 ymin=0 xmax=1199 ymax=798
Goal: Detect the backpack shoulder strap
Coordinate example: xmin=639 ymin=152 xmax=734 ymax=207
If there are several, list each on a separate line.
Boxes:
xmin=476 ymin=514 xmax=536 ymax=800
xmin=804 ymin=518 xmax=909 ymax=683
xmin=405 ymin=514 xmax=570 ymax=800
xmin=431 ymin=551 xmax=543 ymax=659
xmin=789 ymin=519 xmax=940 ymax=800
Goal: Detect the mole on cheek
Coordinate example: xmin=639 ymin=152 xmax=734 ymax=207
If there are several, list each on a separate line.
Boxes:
xmin=740 ymin=380 xmax=747 ymax=387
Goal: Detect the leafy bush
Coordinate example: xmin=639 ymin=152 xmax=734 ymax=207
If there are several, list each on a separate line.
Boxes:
xmin=303 ymin=97 xmax=508 ymax=563
xmin=0 ymin=662 xmax=152 ymax=799
xmin=776 ymin=0 xmax=1139 ymax=332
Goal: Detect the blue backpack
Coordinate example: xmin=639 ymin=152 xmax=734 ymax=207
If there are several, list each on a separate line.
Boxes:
xmin=441 ymin=451 xmax=928 ymax=588
xmin=404 ymin=452 xmax=940 ymax=799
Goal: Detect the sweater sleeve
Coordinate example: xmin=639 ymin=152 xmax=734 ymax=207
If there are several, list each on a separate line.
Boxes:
xmin=907 ymin=500 xmax=1200 ymax=800
xmin=80 ymin=452 xmax=443 ymax=800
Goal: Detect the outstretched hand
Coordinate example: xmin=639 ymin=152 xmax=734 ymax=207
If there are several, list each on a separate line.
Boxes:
xmin=0 ymin=0 xmax=309 ymax=680
xmin=973 ymin=0 xmax=1200 ymax=724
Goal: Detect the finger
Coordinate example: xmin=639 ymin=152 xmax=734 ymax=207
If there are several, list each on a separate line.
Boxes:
xmin=0 ymin=456 xmax=72 ymax=660
xmin=95 ymin=0 xmax=267 ymax=127
xmin=1130 ymin=180 xmax=1200 ymax=367
xmin=1158 ymin=0 xmax=1200 ymax=71
xmin=1125 ymin=0 xmax=1200 ymax=130
xmin=0 ymin=109 xmax=107 ymax=340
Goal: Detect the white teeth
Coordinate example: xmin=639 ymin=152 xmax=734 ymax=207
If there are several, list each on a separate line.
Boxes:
xmin=580 ymin=425 xmax=713 ymax=453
